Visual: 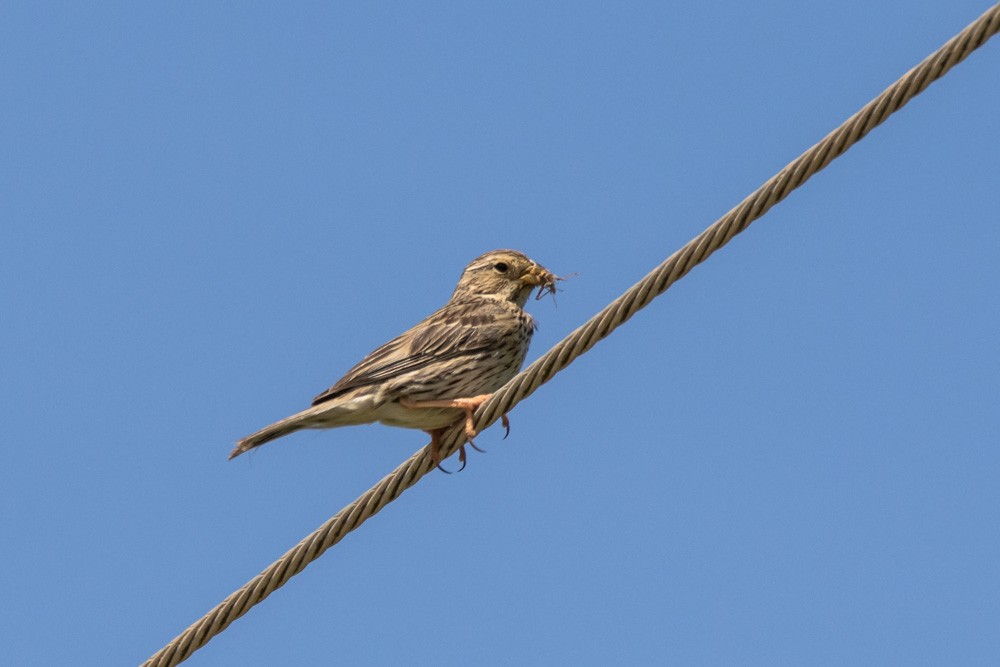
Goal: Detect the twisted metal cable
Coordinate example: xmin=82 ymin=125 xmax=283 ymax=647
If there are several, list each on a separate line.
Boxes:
xmin=144 ymin=5 xmax=1000 ymax=665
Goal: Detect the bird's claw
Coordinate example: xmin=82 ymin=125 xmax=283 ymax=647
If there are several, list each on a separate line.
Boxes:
xmin=428 ymin=430 xmax=470 ymax=474
xmin=422 ymin=402 xmax=512 ymax=473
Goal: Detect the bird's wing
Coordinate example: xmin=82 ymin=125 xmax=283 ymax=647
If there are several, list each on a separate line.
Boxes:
xmin=311 ymin=301 xmax=506 ymax=406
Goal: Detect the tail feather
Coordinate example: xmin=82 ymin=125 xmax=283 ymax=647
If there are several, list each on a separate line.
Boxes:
xmin=229 ymin=414 xmax=309 ymax=459
xmin=229 ymin=395 xmax=379 ymax=460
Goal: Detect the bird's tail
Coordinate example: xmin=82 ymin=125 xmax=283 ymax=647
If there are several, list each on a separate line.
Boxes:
xmin=229 ymin=413 xmax=310 ymax=459
xmin=229 ymin=395 xmax=377 ymax=460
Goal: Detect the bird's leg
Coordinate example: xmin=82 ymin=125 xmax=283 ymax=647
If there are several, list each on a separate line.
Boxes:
xmin=402 ymin=394 xmax=504 ymax=465
xmin=400 ymin=394 xmax=490 ymax=439
xmin=424 ymin=427 xmax=463 ymax=474
xmin=425 ymin=428 xmax=445 ymax=466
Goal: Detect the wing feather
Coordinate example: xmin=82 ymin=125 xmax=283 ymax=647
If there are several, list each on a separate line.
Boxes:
xmin=311 ymin=300 xmax=505 ymax=406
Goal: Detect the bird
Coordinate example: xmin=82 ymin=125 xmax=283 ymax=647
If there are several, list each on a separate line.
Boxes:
xmin=229 ymin=249 xmax=558 ymax=469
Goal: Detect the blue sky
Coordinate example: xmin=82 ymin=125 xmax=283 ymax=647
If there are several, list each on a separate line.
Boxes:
xmin=3 ymin=2 xmax=999 ymax=665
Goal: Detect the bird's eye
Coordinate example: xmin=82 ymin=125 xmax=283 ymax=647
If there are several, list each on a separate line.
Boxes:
xmin=493 ymin=262 xmax=509 ymax=273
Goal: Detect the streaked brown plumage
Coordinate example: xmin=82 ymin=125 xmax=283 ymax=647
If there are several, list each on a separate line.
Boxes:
xmin=229 ymin=249 xmax=557 ymax=466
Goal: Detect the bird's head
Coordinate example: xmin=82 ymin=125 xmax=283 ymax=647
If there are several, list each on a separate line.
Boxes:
xmin=452 ymin=249 xmax=557 ymax=306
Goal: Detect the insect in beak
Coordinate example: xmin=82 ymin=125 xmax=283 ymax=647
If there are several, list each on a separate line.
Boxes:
xmin=522 ymin=265 xmax=563 ymax=301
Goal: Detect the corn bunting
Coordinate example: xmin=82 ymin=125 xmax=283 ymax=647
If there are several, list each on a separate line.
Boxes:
xmin=230 ymin=249 xmax=557 ymax=468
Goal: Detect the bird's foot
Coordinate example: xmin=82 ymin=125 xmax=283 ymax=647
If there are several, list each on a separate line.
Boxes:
xmin=406 ymin=394 xmax=510 ymax=472
xmin=424 ymin=428 xmax=459 ymax=474
xmin=424 ymin=428 xmax=472 ymax=474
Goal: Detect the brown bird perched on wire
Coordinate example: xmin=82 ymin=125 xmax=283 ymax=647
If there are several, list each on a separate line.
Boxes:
xmin=229 ymin=249 xmax=558 ymax=469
